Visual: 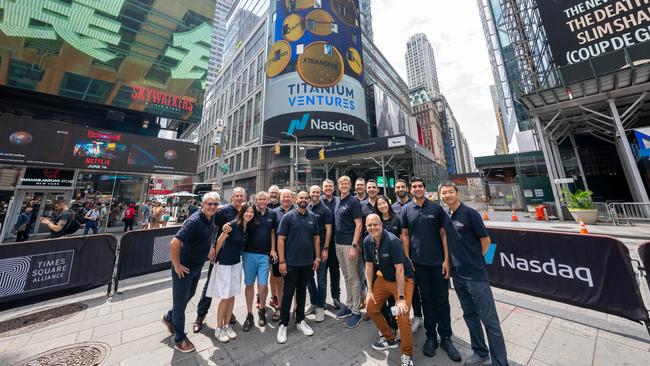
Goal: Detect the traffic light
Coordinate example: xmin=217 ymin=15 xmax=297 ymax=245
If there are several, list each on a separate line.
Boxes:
xmin=319 ymin=148 xmax=325 ymax=160
xmin=274 ymin=142 xmax=281 ymax=154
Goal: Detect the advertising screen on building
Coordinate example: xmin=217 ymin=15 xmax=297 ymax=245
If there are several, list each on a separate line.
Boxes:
xmin=374 ymin=86 xmax=418 ymax=139
xmin=537 ymin=0 xmax=650 ymax=67
xmin=0 ymin=0 xmax=215 ymax=123
xmin=0 ymin=117 xmax=198 ymax=175
xmin=263 ymin=0 xmax=368 ymax=143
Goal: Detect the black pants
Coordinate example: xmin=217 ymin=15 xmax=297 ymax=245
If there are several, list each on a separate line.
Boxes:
xmin=327 ymin=240 xmax=341 ymax=301
xmin=123 ymin=219 xmax=134 ymax=232
xmin=196 ymin=262 xmax=214 ymax=318
xmin=280 ymin=265 xmax=312 ymax=326
xmin=414 ymin=263 xmax=452 ymax=340
xmin=16 ymin=230 xmax=29 ymax=242
xmin=412 ymin=281 xmax=423 ymax=318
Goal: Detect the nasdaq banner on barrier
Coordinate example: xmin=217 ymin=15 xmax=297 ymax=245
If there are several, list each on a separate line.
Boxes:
xmin=263 ymin=0 xmax=368 ymax=143
xmin=485 ymin=228 xmax=648 ymax=322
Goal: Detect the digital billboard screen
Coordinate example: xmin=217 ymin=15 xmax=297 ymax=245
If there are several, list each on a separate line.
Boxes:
xmin=537 ymin=0 xmax=650 ymax=67
xmin=0 ymin=116 xmax=198 ymax=175
xmin=263 ymin=0 xmax=368 ymax=143
xmin=0 ymin=0 xmax=215 ymax=123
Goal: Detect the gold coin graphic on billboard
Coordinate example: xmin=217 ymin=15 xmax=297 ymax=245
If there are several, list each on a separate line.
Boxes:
xmin=282 ymin=13 xmax=305 ymax=42
xmin=305 ymin=10 xmax=335 ymax=36
xmin=331 ymin=0 xmax=357 ymax=27
xmin=297 ymin=41 xmax=344 ymax=88
xmin=285 ymin=0 xmax=314 ymax=11
xmin=266 ymin=40 xmax=292 ymax=78
xmin=346 ymin=47 xmax=363 ymax=75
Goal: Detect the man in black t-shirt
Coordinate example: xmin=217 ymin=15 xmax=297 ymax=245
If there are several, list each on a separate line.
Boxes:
xmin=40 ymin=201 xmax=72 ymax=238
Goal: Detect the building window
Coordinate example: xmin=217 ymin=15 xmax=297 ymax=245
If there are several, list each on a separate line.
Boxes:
xmin=243 ymin=150 xmax=250 ymax=170
xmin=253 ymin=92 xmax=262 ymax=139
xmin=245 ymin=99 xmax=253 ymax=142
xmin=251 ymin=147 xmax=258 ymax=167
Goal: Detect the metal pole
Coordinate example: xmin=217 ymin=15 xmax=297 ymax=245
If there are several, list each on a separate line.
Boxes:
xmin=534 ymin=116 xmax=565 ymax=221
xmin=569 ymin=134 xmax=589 ymax=191
xmin=381 ymin=156 xmax=387 ymax=197
xmin=294 ymin=136 xmax=298 ymax=191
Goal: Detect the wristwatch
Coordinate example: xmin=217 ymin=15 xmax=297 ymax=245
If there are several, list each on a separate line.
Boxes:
xmin=398 ymin=295 xmax=405 ymax=300
xmin=323 ymin=246 xmax=329 ymax=250
xmin=352 ymin=243 xmax=358 ymax=248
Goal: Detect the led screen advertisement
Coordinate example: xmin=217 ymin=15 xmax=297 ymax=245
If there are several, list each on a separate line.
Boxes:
xmin=263 ymin=0 xmax=368 ymax=143
xmin=537 ymin=0 xmax=650 ymax=67
xmin=0 ymin=116 xmax=198 ymax=175
xmin=374 ymin=86 xmax=418 ymax=139
xmin=0 ymin=0 xmax=215 ymax=123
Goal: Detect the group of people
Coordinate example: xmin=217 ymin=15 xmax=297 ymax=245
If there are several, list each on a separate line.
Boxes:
xmin=163 ymin=178 xmax=508 ymax=366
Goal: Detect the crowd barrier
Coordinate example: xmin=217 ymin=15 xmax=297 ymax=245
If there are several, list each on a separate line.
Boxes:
xmin=639 ymin=241 xmax=650 ymax=290
xmin=0 ymin=234 xmax=117 ymax=310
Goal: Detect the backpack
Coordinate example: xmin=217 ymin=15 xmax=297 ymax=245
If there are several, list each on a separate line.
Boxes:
xmin=63 ymin=210 xmax=81 ymax=235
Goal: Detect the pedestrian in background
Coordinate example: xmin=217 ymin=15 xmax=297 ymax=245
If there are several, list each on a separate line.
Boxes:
xmin=83 ymin=203 xmax=100 ymax=235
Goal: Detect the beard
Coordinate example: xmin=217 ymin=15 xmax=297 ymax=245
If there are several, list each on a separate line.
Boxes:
xmin=396 ymin=191 xmax=407 ymax=198
xmin=297 ymin=201 xmax=308 ymax=209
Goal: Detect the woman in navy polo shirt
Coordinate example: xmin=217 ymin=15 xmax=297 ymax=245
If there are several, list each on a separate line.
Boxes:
xmin=207 ymin=203 xmax=255 ymax=343
xmin=375 ymin=196 xmax=402 ymax=237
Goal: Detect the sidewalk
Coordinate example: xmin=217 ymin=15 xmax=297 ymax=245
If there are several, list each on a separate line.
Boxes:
xmin=1 ymin=266 xmax=648 ymax=365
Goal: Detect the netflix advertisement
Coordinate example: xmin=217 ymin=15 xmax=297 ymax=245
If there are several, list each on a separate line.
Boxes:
xmin=0 ymin=117 xmax=197 ymax=175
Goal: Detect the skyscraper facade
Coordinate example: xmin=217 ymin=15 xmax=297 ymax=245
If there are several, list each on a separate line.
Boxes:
xmin=405 ymin=33 xmax=440 ymax=97
xmin=207 ymin=0 xmax=234 ymax=86
xmin=490 ymin=84 xmax=508 ymax=155
xmin=359 ymin=0 xmax=374 ymax=40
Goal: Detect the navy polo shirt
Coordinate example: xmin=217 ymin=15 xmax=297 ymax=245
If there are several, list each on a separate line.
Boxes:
xmin=391 ymin=198 xmax=411 ymax=215
xmin=215 ymin=204 xmax=238 ymax=235
xmin=381 ymin=215 xmax=402 ymax=237
xmin=277 ymin=209 xmax=319 ymax=266
xmin=273 ymin=205 xmax=295 ymax=231
xmin=400 ymin=199 xmax=450 ymax=266
xmin=268 ymin=201 xmax=280 ymax=210
xmin=448 ymin=203 xmax=489 ymax=281
xmin=308 ymin=201 xmax=333 ymax=244
xmin=245 ymin=209 xmax=276 ymax=254
xmin=321 ymin=195 xmax=338 ymax=243
xmin=217 ymin=219 xmax=246 ymax=265
xmin=335 ymin=194 xmax=362 ymax=245
xmin=174 ymin=210 xmax=216 ymax=268
xmin=363 ymin=230 xmax=414 ymax=282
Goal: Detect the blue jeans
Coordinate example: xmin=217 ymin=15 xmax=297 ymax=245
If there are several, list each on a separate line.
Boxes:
xmin=307 ymin=259 xmax=328 ymax=308
xmin=165 ymin=265 xmax=202 ymax=343
xmin=453 ymin=277 xmax=509 ymax=366
xmin=84 ymin=220 xmax=98 ymax=235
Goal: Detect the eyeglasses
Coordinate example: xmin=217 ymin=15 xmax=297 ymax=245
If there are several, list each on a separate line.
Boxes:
xmin=205 ymin=202 xmax=219 ymax=207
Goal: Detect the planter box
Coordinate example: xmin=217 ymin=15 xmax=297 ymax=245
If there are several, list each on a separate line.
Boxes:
xmin=569 ymin=209 xmax=598 ymax=224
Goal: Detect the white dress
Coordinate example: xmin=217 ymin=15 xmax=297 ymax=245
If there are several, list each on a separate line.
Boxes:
xmin=205 ymin=261 xmax=242 ymax=299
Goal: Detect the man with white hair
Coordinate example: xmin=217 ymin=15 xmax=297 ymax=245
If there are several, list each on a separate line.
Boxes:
xmin=268 ymin=185 xmax=281 ymax=209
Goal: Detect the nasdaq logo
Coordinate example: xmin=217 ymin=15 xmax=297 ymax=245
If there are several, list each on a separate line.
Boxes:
xmin=286 ymin=113 xmax=355 ymax=137
xmin=484 ymin=243 xmax=497 ymax=264
xmin=287 ymin=113 xmax=310 ymax=135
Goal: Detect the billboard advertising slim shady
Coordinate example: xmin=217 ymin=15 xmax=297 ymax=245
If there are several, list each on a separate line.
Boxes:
xmin=0 ymin=0 xmax=215 ymax=123
xmin=263 ymin=0 xmax=368 ymax=143
xmin=537 ymin=0 xmax=650 ymax=67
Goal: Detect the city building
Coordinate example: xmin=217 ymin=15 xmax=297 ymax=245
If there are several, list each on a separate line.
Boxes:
xmin=405 ymin=33 xmax=440 ymax=97
xmin=207 ymin=0 xmax=234 ymax=86
xmin=409 ymin=87 xmax=446 ymax=167
xmin=359 ymin=0 xmax=374 ymax=40
xmin=490 ymin=84 xmax=509 ymax=155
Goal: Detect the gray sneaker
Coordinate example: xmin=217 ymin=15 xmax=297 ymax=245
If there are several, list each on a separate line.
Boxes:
xmin=463 ymin=353 xmax=490 ymax=366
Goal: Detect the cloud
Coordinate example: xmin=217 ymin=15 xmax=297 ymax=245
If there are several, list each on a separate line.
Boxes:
xmin=371 ymin=0 xmax=499 ymax=157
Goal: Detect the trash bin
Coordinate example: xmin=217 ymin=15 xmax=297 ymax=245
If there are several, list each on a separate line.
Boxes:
xmin=535 ymin=205 xmax=546 ymax=221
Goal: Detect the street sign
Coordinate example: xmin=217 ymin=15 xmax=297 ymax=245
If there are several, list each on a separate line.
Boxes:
xmin=377 ymin=176 xmax=385 ymax=187
xmin=553 ymin=178 xmax=574 ymax=184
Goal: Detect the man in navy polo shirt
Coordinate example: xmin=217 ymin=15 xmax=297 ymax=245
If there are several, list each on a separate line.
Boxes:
xmin=161 ymin=192 xmax=220 ymax=353
xmin=193 ymin=187 xmax=246 ymax=333
xmin=440 ymin=182 xmax=508 ymax=366
xmin=276 ymin=191 xmax=321 ymax=344
xmin=269 ymin=189 xmax=295 ymax=321
xmin=334 ymin=175 xmax=364 ymax=328
xmin=400 ymin=177 xmax=460 ymax=361
xmin=321 ymin=178 xmax=342 ymax=309
xmin=306 ymin=185 xmax=333 ymax=322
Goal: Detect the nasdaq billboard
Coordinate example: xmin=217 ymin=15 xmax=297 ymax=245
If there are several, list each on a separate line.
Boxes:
xmin=263 ymin=0 xmax=368 ymax=143
xmin=0 ymin=0 xmax=215 ymax=123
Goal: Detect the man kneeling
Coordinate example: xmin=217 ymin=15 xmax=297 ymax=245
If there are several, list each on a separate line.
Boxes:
xmin=364 ymin=214 xmax=415 ymax=366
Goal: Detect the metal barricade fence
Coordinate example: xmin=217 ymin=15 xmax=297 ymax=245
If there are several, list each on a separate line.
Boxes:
xmin=609 ymin=202 xmax=650 ymax=226
xmin=594 ymin=202 xmax=613 ymax=224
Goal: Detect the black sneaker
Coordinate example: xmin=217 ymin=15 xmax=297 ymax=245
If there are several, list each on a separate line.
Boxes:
xmin=372 ymin=336 xmax=399 ymax=351
xmin=229 ymin=313 xmax=237 ymax=325
xmin=258 ymin=308 xmax=267 ymax=327
xmin=242 ymin=313 xmax=254 ymax=331
xmin=440 ymin=337 xmax=461 ymax=362
xmin=400 ymin=354 xmax=414 ymax=366
xmin=423 ymin=336 xmax=438 ymax=357
xmin=332 ymin=298 xmax=343 ymax=310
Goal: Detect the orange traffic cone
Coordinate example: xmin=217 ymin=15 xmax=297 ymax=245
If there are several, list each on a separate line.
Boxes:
xmin=483 ymin=210 xmax=490 ymax=221
xmin=579 ymin=220 xmax=589 ymax=234
xmin=511 ymin=209 xmax=519 ymax=221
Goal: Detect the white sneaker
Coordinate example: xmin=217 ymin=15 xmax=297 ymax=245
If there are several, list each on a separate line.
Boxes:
xmin=277 ymin=324 xmax=287 ymax=344
xmin=411 ymin=316 xmax=423 ymax=333
xmin=296 ymin=320 xmax=314 ymax=336
xmin=225 ymin=325 xmax=237 ymax=340
xmin=305 ymin=304 xmax=317 ymax=315
xmin=216 ymin=327 xmax=229 ymax=343
xmin=315 ymin=307 xmax=325 ymax=322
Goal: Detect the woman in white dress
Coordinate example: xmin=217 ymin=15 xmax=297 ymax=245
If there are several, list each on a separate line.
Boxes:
xmin=207 ymin=202 xmax=255 ymax=342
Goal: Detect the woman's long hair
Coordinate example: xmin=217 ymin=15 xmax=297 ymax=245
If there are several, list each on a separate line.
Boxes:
xmin=236 ymin=202 xmax=255 ymax=230
xmin=374 ymin=195 xmax=395 ymax=220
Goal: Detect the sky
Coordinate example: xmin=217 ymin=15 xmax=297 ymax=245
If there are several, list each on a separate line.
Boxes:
xmin=371 ymin=0 xmax=499 ymax=157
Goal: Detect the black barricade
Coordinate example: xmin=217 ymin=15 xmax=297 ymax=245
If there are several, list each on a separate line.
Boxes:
xmin=638 ymin=241 xmax=650 ymax=290
xmin=117 ymin=227 xmax=180 ymax=281
xmin=485 ymin=228 xmax=648 ymax=322
xmin=0 ymin=234 xmax=117 ymax=309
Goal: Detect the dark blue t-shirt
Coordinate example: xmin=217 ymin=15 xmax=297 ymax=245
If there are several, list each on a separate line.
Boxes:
xmin=217 ymin=219 xmax=246 ymax=265
xmin=267 ymin=201 xmax=280 ymax=210
xmin=308 ymin=201 xmax=333 ymax=244
xmin=391 ymin=198 xmax=411 ymax=215
xmin=175 ymin=210 xmax=216 ymax=268
xmin=381 ymin=215 xmax=402 ymax=237
xmin=448 ymin=203 xmax=489 ymax=281
xmin=321 ymin=195 xmax=338 ymax=245
xmin=400 ymin=199 xmax=450 ymax=266
xmin=277 ymin=209 xmax=319 ymax=266
xmin=363 ymin=230 xmax=414 ymax=282
xmin=245 ymin=209 xmax=276 ymax=254
xmin=273 ymin=205 xmax=295 ymax=231
xmin=335 ymin=194 xmax=362 ymax=245
xmin=215 ymin=204 xmax=238 ymax=235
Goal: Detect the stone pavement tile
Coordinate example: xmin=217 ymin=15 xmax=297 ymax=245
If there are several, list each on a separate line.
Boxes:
xmin=122 ymin=320 xmax=173 ymax=344
xmin=94 ymin=331 xmax=123 ymax=347
xmin=495 ymin=300 xmax=516 ymax=321
xmin=76 ymin=328 xmax=94 ymax=342
xmin=527 ymin=358 xmax=552 ymax=366
xmin=3 ymin=332 xmax=79 ymax=365
xmin=0 ymin=337 xmax=13 ymax=354
xmin=592 ymin=336 xmax=650 ymax=366
xmin=548 ymin=317 xmax=597 ymax=338
xmin=103 ymin=331 xmax=173 ymax=365
xmin=531 ymin=326 xmax=595 ymax=366
xmin=28 ymin=309 xmax=123 ymax=344
xmin=597 ymin=329 xmax=650 ymax=351
xmin=504 ymin=340 xmax=533 ymax=365
xmin=500 ymin=307 xmax=550 ymax=350
xmin=84 ymin=308 xmax=99 ymax=320
xmin=121 ymin=296 xmax=171 ymax=319
xmin=92 ymin=308 xmax=169 ymax=339
xmin=172 ymin=348 xmax=235 ymax=366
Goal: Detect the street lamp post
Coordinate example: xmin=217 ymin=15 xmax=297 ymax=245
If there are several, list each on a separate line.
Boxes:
xmin=282 ymin=132 xmax=298 ymax=190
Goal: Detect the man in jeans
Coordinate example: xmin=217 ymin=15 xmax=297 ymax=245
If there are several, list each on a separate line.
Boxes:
xmin=321 ymin=179 xmax=342 ymax=309
xmin=306 ymin=185 xmax=333 ymax=322
xmin=440 ymin=182 xmax=508 ymax=366
xmin=334 ymin=175 xmax=364 ymax=328
xmin=276 ymin=191 xmax=320 ymax=344
xmin=161 ymin=192 xmax=219 ymax=352
xmin=400 ymin=177 xmax=461 ymax=361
